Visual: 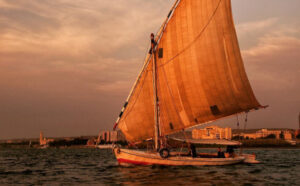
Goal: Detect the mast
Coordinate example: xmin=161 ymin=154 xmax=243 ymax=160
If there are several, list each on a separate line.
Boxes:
xmin=151 ymin=33 xmax=160 ymax=151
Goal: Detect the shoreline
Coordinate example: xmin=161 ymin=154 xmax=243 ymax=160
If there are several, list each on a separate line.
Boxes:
xmin=1 ymin=145 xmax=300 ymax=150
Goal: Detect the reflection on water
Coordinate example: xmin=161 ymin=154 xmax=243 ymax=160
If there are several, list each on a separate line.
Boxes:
xmin=0 ymin=148 xmax=300 ymax=185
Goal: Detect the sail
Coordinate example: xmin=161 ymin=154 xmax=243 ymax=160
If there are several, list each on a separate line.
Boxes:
xmin=117 ymin=0 xmax=262 ymax=142
xmin=117 ymin=58 xmax=156 ymax=142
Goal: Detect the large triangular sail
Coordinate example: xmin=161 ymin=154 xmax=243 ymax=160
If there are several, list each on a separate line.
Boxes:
xmin=115 ymin=0 xmax=262 ymax=143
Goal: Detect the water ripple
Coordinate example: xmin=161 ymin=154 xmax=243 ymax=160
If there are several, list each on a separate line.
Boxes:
xmin=0 ymin=148 xmax=299 ymax=185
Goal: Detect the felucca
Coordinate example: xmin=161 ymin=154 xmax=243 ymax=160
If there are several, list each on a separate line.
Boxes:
xmin=112 ymin=0 xmax=265 ymax=166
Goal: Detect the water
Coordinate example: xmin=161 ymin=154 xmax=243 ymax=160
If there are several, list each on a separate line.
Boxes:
xmin=0 ymin=148 xmax=300 ymax=185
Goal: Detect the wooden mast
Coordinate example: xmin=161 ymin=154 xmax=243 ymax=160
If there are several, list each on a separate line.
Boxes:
xmin=150 ymin=0 xmax=181 ymax=151
xmin=151 ymin=34 xmax=160 ymax=151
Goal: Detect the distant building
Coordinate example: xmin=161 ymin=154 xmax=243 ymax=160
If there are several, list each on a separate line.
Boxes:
xmin=283 ymin=131 xmax=292 ymax=140
xmin=110 ymin=131 xmax=118 ymax=142
xmin=39 ymin=132 xmax=54 ymax=146
xmin=256 ymin=129 xmax=281 ymax=139
xmin=192 ymin=126 xmax=232 ymax=140
xmin=97 ymin=131 xmax=126 ymax=143
xmin=235 ymin=129 xmax=294 ymax=140
xmin=6 ymin=140 xmax=13 ymax=144
xmin=241 ymin=133 xmax=257 ymax=139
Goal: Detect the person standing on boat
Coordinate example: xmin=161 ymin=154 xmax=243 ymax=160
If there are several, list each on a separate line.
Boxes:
xmin=149 ymin=33 xmax=157 ymax=54
xmin=188 ymin=143 xmax=197 ymax=158
xmin=226 ymin=146 xmax=235 ymax=157
xmin=217 ymin=147 xmax=225 ymax=158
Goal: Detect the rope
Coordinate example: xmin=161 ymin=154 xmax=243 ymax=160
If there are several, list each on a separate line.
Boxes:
xmin=243 ymin=112 xmax=249 ymax=132
xmin=158 ymin=63 xmax=191 ymax=153
xmin=240 ymin=112 xmax=249 ymax=154
xmin=236 ymin=115 xmax=240 ymax=129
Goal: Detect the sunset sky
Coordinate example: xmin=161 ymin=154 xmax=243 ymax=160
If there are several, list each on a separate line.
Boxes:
xmin=0 ymin=0 xmax=299 ymax=139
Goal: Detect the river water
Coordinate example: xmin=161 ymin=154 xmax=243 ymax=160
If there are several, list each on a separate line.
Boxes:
xmin=0 ymin=148 xmax=299 ymax=185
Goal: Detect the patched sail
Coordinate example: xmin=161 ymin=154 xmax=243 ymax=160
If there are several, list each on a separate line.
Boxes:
xmin=117 ymin=0 xmax=262 ymax=142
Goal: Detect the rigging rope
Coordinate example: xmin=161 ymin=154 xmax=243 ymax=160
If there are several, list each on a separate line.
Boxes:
xmin=243 ymin=112 xmax=249 ymax=132
xmin=236 ymin=115 xmax=240 ymax=129
xmin=236 ymin=114 xmax=241 ymax=141
xmin=240 ymin=112 xmax=249 ymax=154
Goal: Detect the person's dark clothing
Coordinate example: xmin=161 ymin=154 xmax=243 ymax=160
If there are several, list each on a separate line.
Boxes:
xmin=226 ymin=146 xmax=234 ymax=154
xmin=149 ymin=39 xmax=157 ymax=54
xmin=190 ymin=144 xmax=197 ymax=158
xmin=151 ymin=39 xmax=157 ymax=46
xmin=217 ymin=151 xmax=225 ymax=158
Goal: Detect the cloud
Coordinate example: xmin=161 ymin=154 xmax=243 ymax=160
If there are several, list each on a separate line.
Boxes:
xmin=215 ymin=23 xmax=300 ymax=130
xmin=236 ymin=18 xmax=278 ymax=34
xmin=239 ymin=25 xmax=300 ymax=129
xmin=243 ymin=34 xmax=300 ymax=93
xmin=0 ymin=0 xmax=175 ymax=139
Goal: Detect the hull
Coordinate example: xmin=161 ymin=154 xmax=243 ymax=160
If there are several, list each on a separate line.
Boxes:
xmin=114 ymin=148 xmax=245 ymax=166
xmin=39 ymin=145 xmax=49 ymax=149
xmin=241 ymin=154 xmax=260 ymax=164
xmin=97 ymin=144 xmax=113 ymax=149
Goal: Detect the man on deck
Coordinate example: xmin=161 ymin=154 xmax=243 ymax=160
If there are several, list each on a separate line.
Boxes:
xmin=217 ymin=147 xmax=225 ymax=158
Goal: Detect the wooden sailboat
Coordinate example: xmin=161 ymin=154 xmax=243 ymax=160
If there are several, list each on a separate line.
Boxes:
xmin=112 ymin=0 xmax=265 ymax=166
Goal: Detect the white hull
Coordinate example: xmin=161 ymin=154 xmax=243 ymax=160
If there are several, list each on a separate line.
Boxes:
xmin=241 ymin=154 xmax=260 ymax=164
xmin=114 ymin=148 xmax=245 ymax=166
xmin=97 ymin=144 xmax=113 ymax=149
xmin=39 ymin=145 xmax=49 ymax=149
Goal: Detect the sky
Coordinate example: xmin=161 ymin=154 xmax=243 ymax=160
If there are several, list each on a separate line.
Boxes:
xmin=0 ymin=0 xmax=299 ymax=139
